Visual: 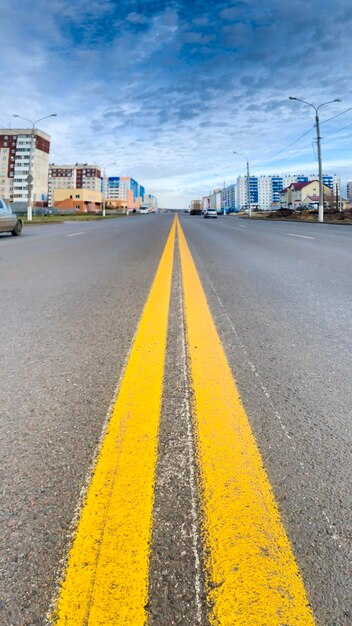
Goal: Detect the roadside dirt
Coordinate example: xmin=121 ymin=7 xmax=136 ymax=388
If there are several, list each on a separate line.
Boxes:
xmin=246 ymin=208 xmax=352 ymax=223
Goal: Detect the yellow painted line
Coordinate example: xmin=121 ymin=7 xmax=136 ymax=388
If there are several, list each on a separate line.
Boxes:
xmin=177 ymin=216 xmax=315 ymax=625
xmin=51 ymin=219 xmax=176 ymax=625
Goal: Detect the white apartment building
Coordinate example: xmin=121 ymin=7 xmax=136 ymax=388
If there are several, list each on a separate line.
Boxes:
xmin=236 ymin=173 xmax=341 ymax=211
xmin=258 ymin=176 xmax=272 ymax=211
xmin=346 ymin=181 xmax=352 ymax=204
xmin=202 ymin=195 xmax=210 ymax=210
xmin=144 ymin=193 xmax=158 ymax=211
xmin=222 ymin=183 xmax=236 ymax=211
xmin=0 ymin=129 xmax=51 ymax=208
xmin=210 ymin=188 xmax=222 ymax=212
xmin=48 ymin=163 xmax=102 ymax=206
xmin=203 ymin=186 xmax=235 ymax=212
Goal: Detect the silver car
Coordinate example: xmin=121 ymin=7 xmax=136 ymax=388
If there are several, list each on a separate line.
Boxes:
xmin=204 ymin=208 xmax=218 ymax=219
xmin=0 ymin=199 xmax=23 ymax=236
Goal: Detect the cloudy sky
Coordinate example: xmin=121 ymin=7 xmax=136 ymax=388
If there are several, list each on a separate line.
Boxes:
xmin=1 ymin=0 xmax=351 ymax=206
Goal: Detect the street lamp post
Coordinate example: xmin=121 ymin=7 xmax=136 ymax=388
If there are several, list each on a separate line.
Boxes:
xmin=13 ymin=114 xmax=57 ymax=221
xmin=288 ymin=97 xmax=341 ymax=223
xmin=102 ymin=168 xmax=106 ymax=217
xmin=233 ymin=151 xmax=251 ymax=218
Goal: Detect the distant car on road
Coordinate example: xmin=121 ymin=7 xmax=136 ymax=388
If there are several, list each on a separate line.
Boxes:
xmin=0 ymin=199 xmax=23 ymax=236
xmin=139 ymin=206 xmax=149 ymax=214
xmin=203 ymin=208 xmax=217 ymax=219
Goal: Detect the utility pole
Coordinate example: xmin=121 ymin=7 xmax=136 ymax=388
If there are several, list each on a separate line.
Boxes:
xmin=289 ymin=97 xmax=341 ymax=223
xmin=102 ymin=168 xmax=106 ymax=217
xmin=315 ymin=110 xmax=324 ymax=222
xmin=246 ymin=160 xmax=251 ymax=218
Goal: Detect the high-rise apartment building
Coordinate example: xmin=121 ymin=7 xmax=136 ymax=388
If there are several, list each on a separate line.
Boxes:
xmin=235 ymin=174 xmax=341 ymax=210
xmin=236 ymin=176 xmax=260 ymax=210
xmin=105 ymin=176 xmax=147 ymax=209
xmin=210 ymin=188 xmax=222 ymax=212
xmin=221 ymin=183 xmax=236 ymax=211
xmin=144 ymin=193 xmax=158 ymax=211
xmin=0 ymin=128 xmax=50 ymax=208
xmin=347 ymin=181 xmax=352 ymax=204
xmin=48 ymin=163 xmax=101 ymax=206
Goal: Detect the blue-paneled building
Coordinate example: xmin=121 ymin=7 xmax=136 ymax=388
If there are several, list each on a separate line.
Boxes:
xmin=104 ymin=176 xmax=153 ymax=206
xmin=235 ymin=173 xmax=340 ymax=210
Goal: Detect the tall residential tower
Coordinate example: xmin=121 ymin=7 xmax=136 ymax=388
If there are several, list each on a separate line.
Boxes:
xmin=0 ymin=129 xmax=50 ymax=209
xmin=48 ymin=163 xmax=102 ymax=206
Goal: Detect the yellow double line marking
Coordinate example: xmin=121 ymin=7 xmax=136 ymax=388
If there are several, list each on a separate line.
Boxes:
xmin=51 ymin=217 xmax=315 ymax=625
xmin=51 ymin=221 xmax=176 ymax=624
xmin=178 ymin=220 xmax=315 ymax=625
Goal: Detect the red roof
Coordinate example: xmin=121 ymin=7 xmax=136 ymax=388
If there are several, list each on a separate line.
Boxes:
xmin=280 ymin=180 xmax=318 ymax=194
xmin=291 ymin=181 xmax=318 ymax=190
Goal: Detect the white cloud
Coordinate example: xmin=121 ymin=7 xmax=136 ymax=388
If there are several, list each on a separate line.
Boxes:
xmin=126 ymin=12 xmax=148 ymax=24
xmin=1 ymin=0 xmax=351 ymax=207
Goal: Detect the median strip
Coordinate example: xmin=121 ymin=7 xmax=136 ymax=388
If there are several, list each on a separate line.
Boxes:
xmin=50 ymin=219 xmax=176 ymax=625
xmin=177 ymin=216 xmax=316 ymax=625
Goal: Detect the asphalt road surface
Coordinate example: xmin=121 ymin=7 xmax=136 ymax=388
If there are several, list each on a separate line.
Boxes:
xmin=0 ymin=214 xmax=351 ymax=625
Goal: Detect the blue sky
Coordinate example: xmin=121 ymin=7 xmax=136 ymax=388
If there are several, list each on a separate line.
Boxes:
xmin=1 ymin=0 xmax=351 ymax=207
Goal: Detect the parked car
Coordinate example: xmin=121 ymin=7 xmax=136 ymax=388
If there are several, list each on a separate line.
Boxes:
xmin=0 ymin=199 xmax=23 ymax=236
xmin=203 ymin=208 xmax=218 ymax=219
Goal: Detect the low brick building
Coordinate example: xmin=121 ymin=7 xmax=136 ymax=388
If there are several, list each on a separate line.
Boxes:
xmin=53 ymin=188 xmax=102 ymax=213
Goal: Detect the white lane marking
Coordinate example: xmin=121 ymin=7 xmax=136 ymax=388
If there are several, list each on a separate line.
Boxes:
xmin=66 ymin=232 xmax=86 ymax=237
xmin=178 ymin=254 xmax=203 ymax=625
xmin=191 ymin=249 xmax=296 ymax=448
xmin=287 ymin=233 xmax=315 ymax=240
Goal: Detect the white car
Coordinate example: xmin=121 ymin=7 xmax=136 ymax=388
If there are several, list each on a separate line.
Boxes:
xmin=204 ymin=208 xmax=217 ymax=219
xmin=139 ymin=207 xmax=149 ymax=214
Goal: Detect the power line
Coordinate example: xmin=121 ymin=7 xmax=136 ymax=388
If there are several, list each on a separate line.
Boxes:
xmin=252 ymin=106 xmax=352 ymax=168
xmin=323 ymin=121 xmax=352 ymax=139
xmin=320 ymin=106 xmax=352 ymax=126
xmin=290 ymin=120 xmax=352 ymax=154
xmin=253 ymin=125 xmax=315 ymax=167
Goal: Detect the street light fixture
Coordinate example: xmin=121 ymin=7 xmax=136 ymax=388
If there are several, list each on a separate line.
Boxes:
xmin=288 ymin=97 xmax=342 ymax=223
xmin=233 ymin=151 xmax=251 ymax=217
xmin=13 ymin=113 xmax=57 ymax=221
